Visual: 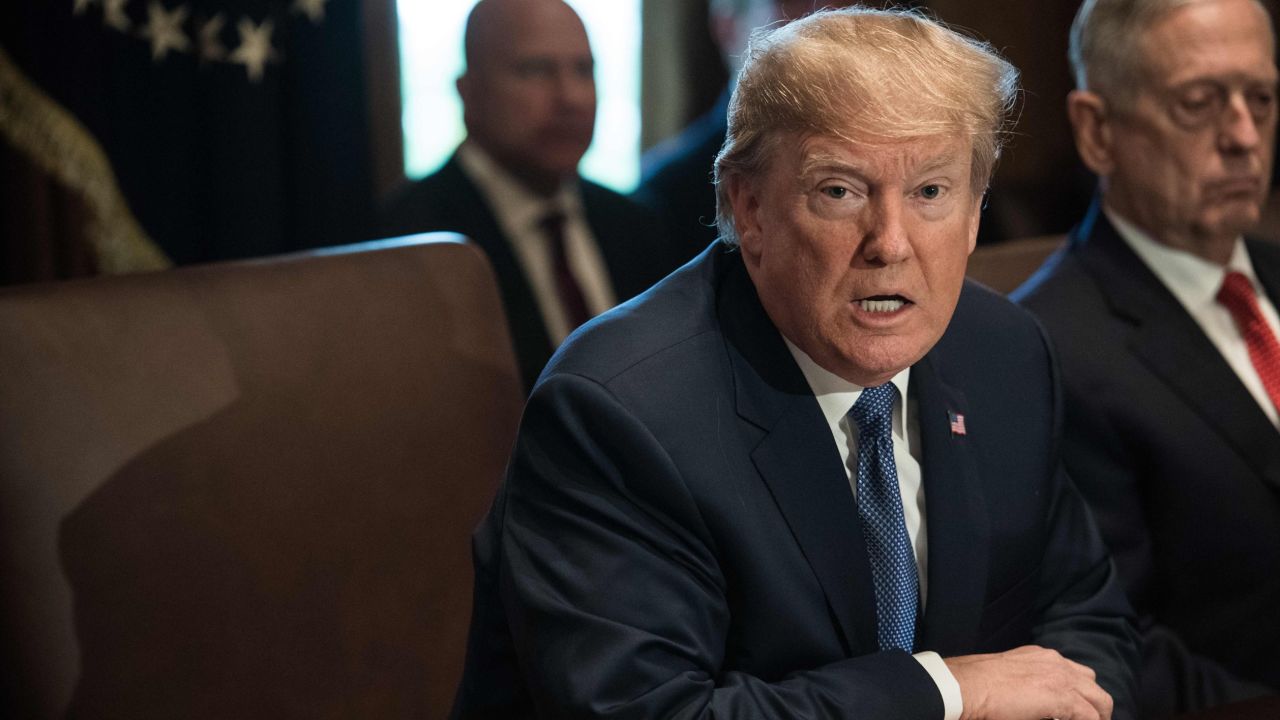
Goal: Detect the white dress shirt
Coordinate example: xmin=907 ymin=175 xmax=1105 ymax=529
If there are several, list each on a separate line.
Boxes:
xmin=1107 ymin=209 xmax=1280 ymax=427
xmin=456 ymin=142 xmax=617 ymax=345
xmin=786 ymin=340 xmax=963 ymax=720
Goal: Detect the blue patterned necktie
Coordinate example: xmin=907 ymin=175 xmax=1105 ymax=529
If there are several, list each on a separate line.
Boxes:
xmin=849 ymin=383 xmax=919 ymax=652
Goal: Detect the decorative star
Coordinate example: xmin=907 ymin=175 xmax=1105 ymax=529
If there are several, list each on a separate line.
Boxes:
xmin=292 ymin=0 xmax=327 ymax=24
xmin=197 ymin=13 xmax=227 ymax=63
xmin=102 ymin=0 xmax=131 ymax=32
xmin=140 ymin=1 xmax=190 ymax=61
xmin=229 ymin=17 xmax=278 ymax=83
xmin=72 ymin=0 xmax=99 ymax=16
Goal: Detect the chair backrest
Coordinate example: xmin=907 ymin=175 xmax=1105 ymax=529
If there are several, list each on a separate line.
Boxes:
xmin=0 ymin=234 xmax=523 ymax=718
xmin=966 ymin=234 xmax=1066 ymax=295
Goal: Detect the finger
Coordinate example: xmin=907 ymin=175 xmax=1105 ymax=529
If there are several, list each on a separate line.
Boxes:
xmin=1061 ymin=695 xmax=1103 ymax=720
xmin=1075 ymin=682 xmax=1113 ymax=720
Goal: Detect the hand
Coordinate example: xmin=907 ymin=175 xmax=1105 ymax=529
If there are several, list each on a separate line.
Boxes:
xmin=944 ymin=645 xmax=1113 ymax=720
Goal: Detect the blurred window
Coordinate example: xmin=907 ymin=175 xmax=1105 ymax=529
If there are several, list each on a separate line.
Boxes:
xmin=397 ymin=0 xmax=642 ymax=192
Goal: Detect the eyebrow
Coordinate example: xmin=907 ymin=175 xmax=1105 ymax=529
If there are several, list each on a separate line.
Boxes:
xmin=1164 ymin=72 xmax=1280 ymax=92
xmin=798 ymin=153 xmax=862 ymax=177
xmin=797 ymin=150 xmax=963 ymax=179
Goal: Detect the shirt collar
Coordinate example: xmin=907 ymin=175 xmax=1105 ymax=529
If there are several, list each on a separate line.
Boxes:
xmin=784 ymin=338 xmax=912 ymax=440
xmin=1104 ymin=207 xmax=1261 ymax=307
xmin=456 ymin=140 xmax=582 ymax=234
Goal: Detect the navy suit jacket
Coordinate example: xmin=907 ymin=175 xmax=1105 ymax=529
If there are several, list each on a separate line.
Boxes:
xmin=379 ymin=152 xmax=679 ymax=391
xmin=1014 ymin=202 xmax=1280 ymax=717
xmin=633 ymin=91 xmax=729 ymax=261
xmin=452 ymin=244 xmax=1138 ymax=718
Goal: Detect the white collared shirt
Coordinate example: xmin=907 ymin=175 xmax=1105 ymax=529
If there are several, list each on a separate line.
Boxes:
xmin=456 ymin=142 xmax=617 ymax=345
xmin=1107 ymin=209 xmax=1280 ymax=427
xmin=785 ymin=340 xmax=962 ymax=720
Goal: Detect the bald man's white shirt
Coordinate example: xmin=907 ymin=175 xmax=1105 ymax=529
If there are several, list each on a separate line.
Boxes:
xmin=457 ymin=141 xmax=616 ymax=344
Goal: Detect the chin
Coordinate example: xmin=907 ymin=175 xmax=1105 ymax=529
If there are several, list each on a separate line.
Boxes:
xmin=1202 ymin=208 xmax=1262 ymax=240
xmin=837 ymin=340 xmax=928 ymax=386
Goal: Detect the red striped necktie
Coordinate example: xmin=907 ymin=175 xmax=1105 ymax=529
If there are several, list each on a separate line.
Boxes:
xmin=1217 ymin=270 xmax=1280 ymax=415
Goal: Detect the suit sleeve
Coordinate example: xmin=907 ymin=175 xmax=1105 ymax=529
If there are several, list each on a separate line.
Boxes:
xmin=1024 ymin=320 xmax=1141 ymax=720
xmin=1029 ymin=463 xmax=1140 ymax=720
xmin=1055 ymin=378 xmax=1273 ymax=715
xmin=496 ymin=372 xmax=945 ymax=719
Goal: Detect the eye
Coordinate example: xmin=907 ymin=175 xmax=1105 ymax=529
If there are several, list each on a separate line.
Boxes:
xmin=1169 ymin=82 xmax=1225 ymax=128
xmin=919 ymin=184 xmax=942 ymax=200
xmin=514 ymin=59 xmax=555 ymax=80
xmin=821 ymin=186 xmax=849 ymax=199
xmin=1247 ymin=87 xmax=1276 ymax=119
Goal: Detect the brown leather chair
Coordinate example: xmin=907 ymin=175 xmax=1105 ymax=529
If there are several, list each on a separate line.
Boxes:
xmin=966 ymin=234 xmax=1066 ymax=295
xmin=0 ymin=234 xmax=523 ymax=718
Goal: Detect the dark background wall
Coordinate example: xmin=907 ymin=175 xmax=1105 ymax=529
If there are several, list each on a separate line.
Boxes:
xmin=5 ymin=0 xmax=1277 ymax=284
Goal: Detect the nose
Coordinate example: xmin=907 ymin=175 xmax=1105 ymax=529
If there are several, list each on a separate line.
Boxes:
xmin=1219 ymin=92 xmax=1263 ymax=153
xmin=860 ymin=194 xmax=912 ymax=266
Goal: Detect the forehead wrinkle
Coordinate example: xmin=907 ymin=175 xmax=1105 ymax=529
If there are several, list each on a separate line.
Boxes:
xmin=1139 ymin=4 xmax=1275 ymax=83
xmin=910 ymin=148 xmax=964 ymax=171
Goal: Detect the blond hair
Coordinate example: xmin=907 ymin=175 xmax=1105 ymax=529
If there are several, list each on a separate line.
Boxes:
xmin=713 ymin=6 xmax=1019 ymax=245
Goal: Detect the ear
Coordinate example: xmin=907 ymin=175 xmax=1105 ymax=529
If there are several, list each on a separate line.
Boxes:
xmin=1067 ymin=89 xmax=1116 ymax=176
xmin=967 ymin=192 xmax=983 ymax=255
xmin=724 ymin=172 xmax=764 ymax=266
xmin=456 ymin=72 xmax=475 ymax=112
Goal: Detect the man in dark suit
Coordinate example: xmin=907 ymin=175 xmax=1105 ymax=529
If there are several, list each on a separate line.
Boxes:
xmin=1013 ymin=0 xmax=1280 ymax=716
xmin=380 ymin=0 xmax=675 ymax=391
xmin=452 ymin=8 xmax=1138 ymax=719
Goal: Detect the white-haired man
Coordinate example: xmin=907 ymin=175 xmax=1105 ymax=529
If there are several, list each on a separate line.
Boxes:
xmin=1014 ymin=0 xmax=1280 ymax=715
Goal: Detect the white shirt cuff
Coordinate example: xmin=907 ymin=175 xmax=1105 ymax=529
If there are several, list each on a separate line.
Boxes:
xmin=913 ymin=650 xmax=963 ymax=720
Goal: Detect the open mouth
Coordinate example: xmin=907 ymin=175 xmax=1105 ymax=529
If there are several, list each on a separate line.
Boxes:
xmin=857 ymin=295 xmax=910 ymax=313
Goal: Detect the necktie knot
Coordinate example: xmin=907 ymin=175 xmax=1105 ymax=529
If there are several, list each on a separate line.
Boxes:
xmin=850 ymin=383 xmax=897 ymax=440
xmin=1218 ymin=270 xmax=1261 ymax=323
xmin=539 ymin=209 xmax=567 ymax=238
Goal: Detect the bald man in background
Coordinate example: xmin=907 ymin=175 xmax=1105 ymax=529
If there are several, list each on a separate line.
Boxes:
xmin=381 ymin=0 xmax=677 ymax=392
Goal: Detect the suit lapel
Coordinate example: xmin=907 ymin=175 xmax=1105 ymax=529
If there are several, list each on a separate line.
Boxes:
xmin=1246 ymin=240 xmax=1280 ymax=493
xmin=1078 ymin=210 xmax=1280 ymax=491
xmin=437 ymin=156 xmax=555 ymax=389
xmin=718 ymin=257 xmax=877 ymax=655
xmin=580 ymin=183 xmax=634 ymax=296
xmin=911 ymin=353 xmax=990 ymax=655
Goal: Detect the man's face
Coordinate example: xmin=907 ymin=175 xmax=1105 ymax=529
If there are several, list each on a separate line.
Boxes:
xmin=729 ymin=132 xmax=982 ymax=387
xmin=459 ymin=1 xmax=596 ymax=194
xmin=1102 ymin=0 xmax=1277 ymax=258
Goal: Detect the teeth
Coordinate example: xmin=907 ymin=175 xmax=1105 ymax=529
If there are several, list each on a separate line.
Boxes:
xmin=859 ymin=298 xmax=905 ymax=312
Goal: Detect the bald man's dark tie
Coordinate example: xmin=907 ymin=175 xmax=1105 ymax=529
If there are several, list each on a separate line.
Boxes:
xmin=539 ymin=211 xmax=591 ymax=331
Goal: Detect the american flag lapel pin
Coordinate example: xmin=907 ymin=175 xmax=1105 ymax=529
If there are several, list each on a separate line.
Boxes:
xmin=948 ymin=411 xmax=967 ymax=436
